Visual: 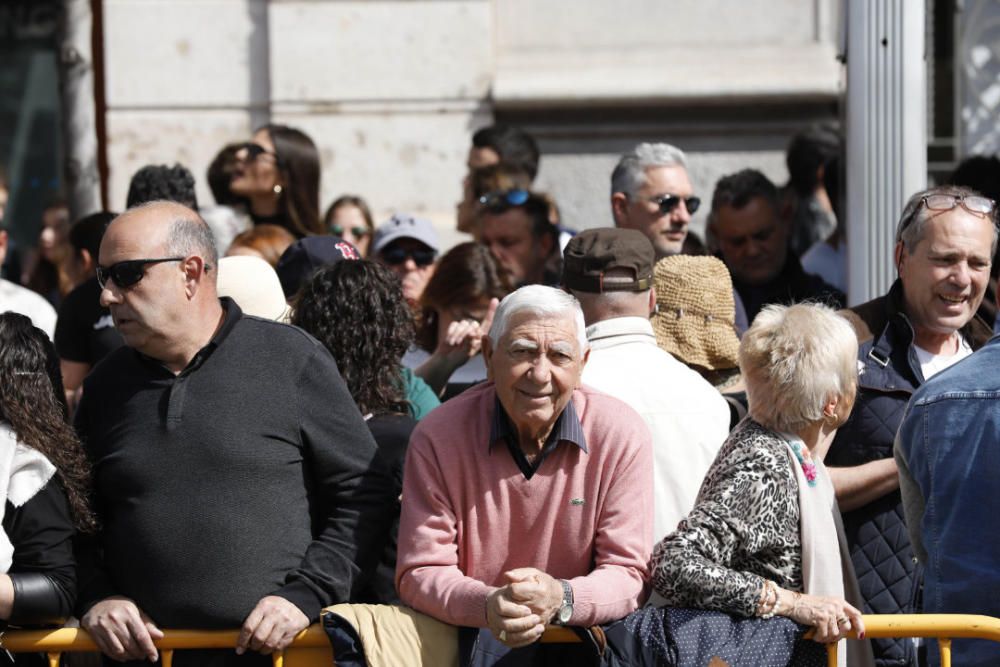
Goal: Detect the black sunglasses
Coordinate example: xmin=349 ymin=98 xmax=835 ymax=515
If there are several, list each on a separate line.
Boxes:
xmin=96 ymin=257 xmax=185 ymax=289
xmin=240 ymin=142 xmax=280 ymax=164
xmin=329 ymin=224 xmax=370 ymax=239
xmin=637 ymin=194 xmax=701 ymax=216
xmin=381 ymin=246 xmax=436 ymax=268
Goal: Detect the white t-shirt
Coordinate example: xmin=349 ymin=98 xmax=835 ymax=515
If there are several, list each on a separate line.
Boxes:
xmin=913 ymin=336 xmax=974 ymax=380
xmin=0 ymin=279 xmax=57 ymax=340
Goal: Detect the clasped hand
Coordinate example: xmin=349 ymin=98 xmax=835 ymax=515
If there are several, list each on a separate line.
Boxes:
xmin=485 ymin=567 xmax=564 ymax=648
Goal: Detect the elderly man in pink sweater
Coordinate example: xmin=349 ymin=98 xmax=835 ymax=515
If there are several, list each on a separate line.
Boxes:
xmin=396 ymin=285 xmax=653 ymax=651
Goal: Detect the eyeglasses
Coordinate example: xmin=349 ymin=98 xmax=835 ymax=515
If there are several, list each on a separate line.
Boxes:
xmin=635 ymin=194 xmax=701 ymax=216
xmin=921 ymin=193 xmax=995 ymax=217
xmin=329 ymin=224 xmax=370 ymax=239
xmin=97 ymin=257 xmax=185 ymax=289
xmin=899 ymin=193 xmax=997 ymax=237
xmin=380 ymin=246 xmax=436 ymax=268
xmin=478 ymin=189 xmax=530 ymax=209
xmin=239 ymin=142 xmax=280 ymax=164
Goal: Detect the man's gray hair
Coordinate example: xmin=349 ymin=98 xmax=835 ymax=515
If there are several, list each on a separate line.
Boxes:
xmin=740 ymin=303 xmax=858 ymax=434
xmin=896 ymin=184 xmax=999 ymax=256
xmin=611 ymin=143 xmax=688 ymax=198
xmin=488 ymin=285 xmax=588 ymax=354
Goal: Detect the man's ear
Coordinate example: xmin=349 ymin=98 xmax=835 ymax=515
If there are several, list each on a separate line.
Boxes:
xmin=79 ymin=248 xmax=95 ymax=274
xmin=482 ymin=334 xmax=495 ymax=382
xmin=181 ymin=255 xmax=207 ymax=298
xmin=610 ymin=193 xmax=629 ymax=227
xmin=648 ymin=287 xmax=657 ymax=317
xmin=893 ymin=241 xmax=905 ymax=276
xmin=539 ymin=230 xmax=555 ymax=258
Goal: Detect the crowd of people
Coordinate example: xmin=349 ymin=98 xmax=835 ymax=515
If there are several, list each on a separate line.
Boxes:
xmin=0 ymin=122 xmax=999 ymax=667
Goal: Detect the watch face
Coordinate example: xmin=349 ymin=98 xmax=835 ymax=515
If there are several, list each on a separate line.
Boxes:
xmin=558 ymin=605 xmax=573 ymax=624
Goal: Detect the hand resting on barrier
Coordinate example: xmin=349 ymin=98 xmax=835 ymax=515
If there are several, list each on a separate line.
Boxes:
xmin=81 ymin=595 xmax=164 ymax=662
xmin=236 ymin=595 xmax=309 ymax=656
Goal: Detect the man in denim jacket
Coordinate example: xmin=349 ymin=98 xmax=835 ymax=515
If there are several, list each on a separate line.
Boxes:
xmin=896 ymin=316 xmax=1000 ymax=666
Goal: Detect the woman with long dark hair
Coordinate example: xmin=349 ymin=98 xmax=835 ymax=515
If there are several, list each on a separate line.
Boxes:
xmin=0 ymin=312 xmax=96 ymax=629
xmin=408 ymin=242 xmax=510 ymax=398
xmin=229 ymin=124 xmax=323 ymax=237
xmin=292 ymin=260 xmax=415 ymax=603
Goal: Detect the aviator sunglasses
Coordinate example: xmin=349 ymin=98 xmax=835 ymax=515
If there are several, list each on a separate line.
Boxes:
xmin=637 ymin=193 xmax=701 ymax=216
xmin=96 ymin=257 xmax=185 ymax=289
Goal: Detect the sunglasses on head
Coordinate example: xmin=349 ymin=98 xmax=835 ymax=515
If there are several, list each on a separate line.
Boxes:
xmin=240 ymin=142 xmax=280 ymax=164
xmin=640 ymin=193 xmax=701 ymax=216
xmin=96 ymin=257 xmax=185 ymax=289
xmin=329 ymin=224 xmax=370 ymax=239
xmin=478 ymin=189 xmax=530 ymax=210
xmin=381 ymin=246 xmax=436 ymax=267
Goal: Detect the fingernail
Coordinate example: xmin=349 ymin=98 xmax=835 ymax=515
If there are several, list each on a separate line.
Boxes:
xmin=859 ymin=632 xmax=865 ymax=640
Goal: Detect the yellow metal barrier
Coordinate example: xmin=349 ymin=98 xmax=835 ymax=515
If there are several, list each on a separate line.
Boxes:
xmin=0 ymin=624 xmax=582 ymax=667
xmin=825 ymin=614 xmax=1000 ymax=667
xmin=2 ymin=615 xmax=998 ymax=666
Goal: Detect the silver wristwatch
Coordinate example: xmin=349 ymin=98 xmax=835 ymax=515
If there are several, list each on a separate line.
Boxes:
xmin=553 ymin=579 xmax=574 ymax=625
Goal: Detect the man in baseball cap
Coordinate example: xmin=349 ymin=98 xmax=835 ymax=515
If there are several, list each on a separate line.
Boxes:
xmin=563 ymin=228 xmax=729 ymax=580
xmin=373 ymin=213 xmax=440 ymax=306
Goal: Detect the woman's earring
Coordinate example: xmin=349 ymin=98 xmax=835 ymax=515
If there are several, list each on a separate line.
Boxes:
xmin=273 ymin=184 xmax=283 ymax=195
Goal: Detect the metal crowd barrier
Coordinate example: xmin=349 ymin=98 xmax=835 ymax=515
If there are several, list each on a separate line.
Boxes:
xmin=827 ymin=614 xmax=1000 ymax=667
xmin=1 ymin=615 xmax=997 ymax=667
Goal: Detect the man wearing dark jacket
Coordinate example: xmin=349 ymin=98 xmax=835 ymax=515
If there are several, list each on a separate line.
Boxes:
xmin=708 ymin=169 xmax=844 ymax=324
xmin=75 ymin=201 xmax=394 ymax=665
xmin=828 ymin=185 xmax=996 ymax=667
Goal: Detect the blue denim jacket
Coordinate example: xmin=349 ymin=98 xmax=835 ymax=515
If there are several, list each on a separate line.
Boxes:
xmin=896 ymin=334 xmax=1000 ymax=667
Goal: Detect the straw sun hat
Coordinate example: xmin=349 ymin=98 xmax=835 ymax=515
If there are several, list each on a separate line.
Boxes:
xmin=651 ymin=255 xmax=740 ymax=371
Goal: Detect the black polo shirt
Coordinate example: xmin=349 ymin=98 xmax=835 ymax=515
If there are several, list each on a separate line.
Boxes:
xmin=74 ymin=298 xmax=395 ymax=627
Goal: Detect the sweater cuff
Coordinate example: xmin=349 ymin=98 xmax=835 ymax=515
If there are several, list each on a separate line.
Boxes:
xmin=456 ymin=583 xmax=491 ymax=628
xmin=273 ymin=579 xmax=325 ymax=622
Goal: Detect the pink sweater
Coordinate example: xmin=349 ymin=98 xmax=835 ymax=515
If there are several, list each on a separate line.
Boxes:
xmin=395 ymin=382 xmax=653 ymax=628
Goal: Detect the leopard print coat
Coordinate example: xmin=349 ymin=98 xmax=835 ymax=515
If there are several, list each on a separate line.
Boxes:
xmin=650 ymin=418 xmax=802 ymax=617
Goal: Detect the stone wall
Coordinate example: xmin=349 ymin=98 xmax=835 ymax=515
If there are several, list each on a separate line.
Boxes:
xmin=102 ymin=0 xmax=842 ymax=250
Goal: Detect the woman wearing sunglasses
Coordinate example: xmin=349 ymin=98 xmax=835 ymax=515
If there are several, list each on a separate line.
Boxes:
xmin=0 ymin=312 xmax=97 ymax=634
xmin=230 ymin=124 xmax=323 ymax=238
xmin=323 ymin=195 xmax=375 ymax=256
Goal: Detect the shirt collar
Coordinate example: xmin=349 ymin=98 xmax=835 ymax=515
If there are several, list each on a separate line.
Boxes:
xmin=585 ymin=316 xmax=656 ymax=344
xmin=488 ymin=393 xmax=587 ymax=453
xmin=134 ymin=297 xmax=243 ymax=375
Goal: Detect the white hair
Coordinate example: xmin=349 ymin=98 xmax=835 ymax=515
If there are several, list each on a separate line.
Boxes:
xmin=488 ymin=285 xmax=588 ymax=354
xmin=739 ymin=303 xmax=858 ymax=433
xmin=611 ymin=142 xmax=688 ymax=198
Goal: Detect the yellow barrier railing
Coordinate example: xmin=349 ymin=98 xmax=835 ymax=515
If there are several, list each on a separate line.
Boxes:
xmin=826 ymin=614 xmax=1000 ymax=667
xmin=2 ymin=615 xmax=997 ymax=667
xmin=0 ymin=624 xmax=583 ymax=667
